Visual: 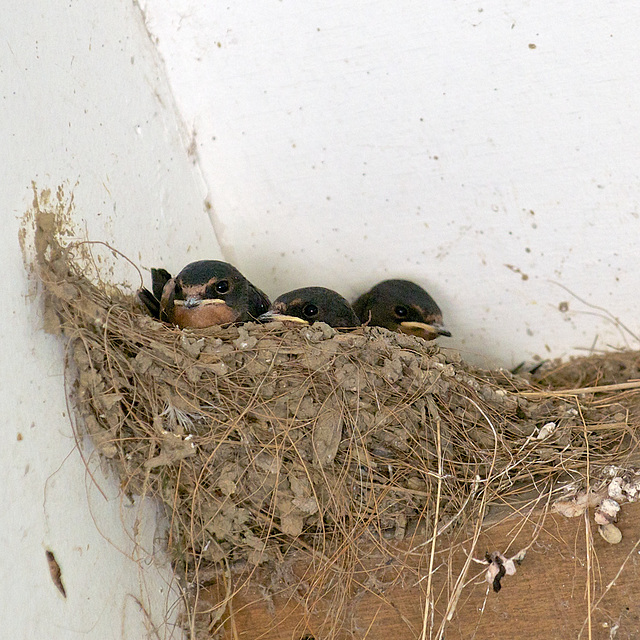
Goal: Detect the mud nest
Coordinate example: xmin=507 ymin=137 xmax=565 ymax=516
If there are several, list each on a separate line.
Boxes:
xmin=22 ymin=192 xmax=640 ymax=638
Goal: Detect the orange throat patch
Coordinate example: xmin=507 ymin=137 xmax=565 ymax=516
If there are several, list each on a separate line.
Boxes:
xmin=172 ymin=302 xmax=239 ymax=328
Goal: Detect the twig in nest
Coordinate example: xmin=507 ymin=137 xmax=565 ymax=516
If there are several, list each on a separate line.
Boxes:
xmin=520 ymin=380 xmax=640 ymax=397
xmin=419 ymin=398 xmax=443 ymax=640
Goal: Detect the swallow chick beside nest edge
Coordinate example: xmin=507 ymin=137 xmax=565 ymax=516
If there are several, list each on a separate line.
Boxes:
xmin=259 ymin=286 xmax=360 ymax=328
xmin=352 ymin=279 xmax=450 ymax=341
xmin=137 ymin=260 xmax=270 ymax=329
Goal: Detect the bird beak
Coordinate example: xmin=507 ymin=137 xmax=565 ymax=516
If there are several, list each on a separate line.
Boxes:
xmin=173 ymin=297 xmax=226 ymax=309
xmin=399 ymin=321 xmax=451 ymax=339
xmin=258 ymin=311 xmax=309 ymax=325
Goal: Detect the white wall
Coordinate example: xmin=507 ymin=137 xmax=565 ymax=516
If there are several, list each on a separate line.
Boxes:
xmin=4 ymin=1 xmax=640 ymax=638
xmin=2 ymin=2 xmax=222 ymax=638
xmin=140 ymin=0 xmax=640 ymax=367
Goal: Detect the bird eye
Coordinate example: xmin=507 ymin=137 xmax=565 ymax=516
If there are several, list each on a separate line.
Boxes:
xmin=394 ymin=305 xmax=408 ymax=318
xmin=303 ymin=303 xmax=319 ymax=318
xmin=215 ymin=280 xmax=230 ymax=294
xmin=174 ymin=282 xmax=183 ymax=299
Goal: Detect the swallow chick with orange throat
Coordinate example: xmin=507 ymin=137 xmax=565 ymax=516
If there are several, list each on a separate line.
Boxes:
xmin=138 ymin=260 xmax=270 ymax=329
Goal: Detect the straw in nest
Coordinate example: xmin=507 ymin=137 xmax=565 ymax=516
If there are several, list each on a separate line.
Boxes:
xmin=21 ymin=189 xmax=640 ymax=639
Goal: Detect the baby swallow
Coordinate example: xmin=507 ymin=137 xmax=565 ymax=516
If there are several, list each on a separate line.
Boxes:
xmin=137 ymin=260 xmax=270 ymax=329
xmin=352 ymin=279 xmax=450 ymax=341
xmin=259 ymin=287 xmax=360 ymax=328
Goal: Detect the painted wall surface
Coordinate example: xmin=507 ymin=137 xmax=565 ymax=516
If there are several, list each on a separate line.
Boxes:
xmin=4 ymin=1 xmax=640 ymax=637
xmin=140 ymin=0 xmax=640 ymax=367
xmin=2 ymin=2 xmax=222 ymax=638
